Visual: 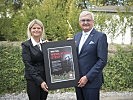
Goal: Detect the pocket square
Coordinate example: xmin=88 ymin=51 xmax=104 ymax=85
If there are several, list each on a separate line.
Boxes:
xmin=89 ymin=41 xmax=95 ymax=44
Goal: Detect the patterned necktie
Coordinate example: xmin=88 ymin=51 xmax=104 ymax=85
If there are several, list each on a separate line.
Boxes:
xmin=37 ymin=43 xmax=42 ymax=51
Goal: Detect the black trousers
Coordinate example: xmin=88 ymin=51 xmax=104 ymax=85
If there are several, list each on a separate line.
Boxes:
xmin=26 ymin=80 xmax=48 ymax=100
xmin=75 ymin=87 xmax=100 ymax=100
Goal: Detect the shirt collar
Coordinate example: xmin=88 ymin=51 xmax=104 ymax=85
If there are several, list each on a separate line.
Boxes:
xmin=82 ymin=28 xmax=93 ymax=36
xmin=31 ymin=36 xmax=43 ymax=46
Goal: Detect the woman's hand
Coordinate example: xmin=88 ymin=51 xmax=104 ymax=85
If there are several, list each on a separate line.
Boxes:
xmin=41 ymin=82 xmax=48 ymax=92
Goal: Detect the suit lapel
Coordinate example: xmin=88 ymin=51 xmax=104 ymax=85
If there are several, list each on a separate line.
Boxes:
xmin=79 ymin=29 xmax=95 ymax=54
xmin=76 ymin=32 xmax=82 ymax=47
xmin=29 ymin=39 xmax=41 ymax=52
xmin=75 ymin=32 xmax=82 ymax=53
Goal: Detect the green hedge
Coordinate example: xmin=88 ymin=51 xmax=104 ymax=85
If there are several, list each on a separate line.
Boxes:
xmin=0 ymin=44 xmax=133 ymax=95
xmin=103 ymin=45 xmax=133 ymax=91
xmin=0 ymin=44 xmax=26 ymax=95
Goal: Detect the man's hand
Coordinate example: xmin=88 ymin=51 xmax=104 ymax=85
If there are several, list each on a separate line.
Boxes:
xmin=41 ymin=82 xmax=48 ymax=92
xmin=78 ymin=76 xmax=88 ymax=87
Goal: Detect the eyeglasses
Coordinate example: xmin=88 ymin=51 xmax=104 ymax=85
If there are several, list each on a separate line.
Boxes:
xmin=80 ymin=19 xmax=93 ymax=23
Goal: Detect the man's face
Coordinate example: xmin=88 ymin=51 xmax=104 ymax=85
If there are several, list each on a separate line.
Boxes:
xmin=79 ymin=14 xmax=94 ymax=32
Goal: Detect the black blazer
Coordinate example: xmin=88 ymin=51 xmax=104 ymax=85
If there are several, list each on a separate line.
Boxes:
xmin=21 ymin=39 xmax=46 ymax=86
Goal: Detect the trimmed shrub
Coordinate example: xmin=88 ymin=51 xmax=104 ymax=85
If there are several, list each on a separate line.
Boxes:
xmin=103 ymin=45 xmax=133 ymax=91
xmin=0 ymin=45 xmax=26 ymax=95
xmin=0 ymin=44 xmax=133 ymax=95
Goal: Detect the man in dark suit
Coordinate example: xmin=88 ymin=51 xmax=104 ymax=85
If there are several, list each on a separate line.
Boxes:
xmin=74 ymin=10 xmax=108 ymax=100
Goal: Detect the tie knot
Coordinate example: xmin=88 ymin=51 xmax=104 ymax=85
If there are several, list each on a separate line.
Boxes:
xmin=37 ymin=43 xmax=42 ymax=51
xmin=83 ymin=33 xmax=87 ymax=36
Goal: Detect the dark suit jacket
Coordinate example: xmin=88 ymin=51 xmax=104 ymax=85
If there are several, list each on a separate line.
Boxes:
xmin=74 ymin=28 xmax=108 ymax=88
xmin=21 ymin=39 xmax=46 ymax=86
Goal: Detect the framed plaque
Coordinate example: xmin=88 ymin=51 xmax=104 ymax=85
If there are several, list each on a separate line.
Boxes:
xmin=42 ymin=39 xmax=79 ymax=90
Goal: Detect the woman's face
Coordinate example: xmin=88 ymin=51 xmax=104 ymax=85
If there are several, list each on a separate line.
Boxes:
xmin=30 ymin=24 xmax=43 ymax=38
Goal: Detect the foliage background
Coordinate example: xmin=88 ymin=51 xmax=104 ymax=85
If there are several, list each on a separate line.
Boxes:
xmin=0 ymin=43 xmax=133 ymax=95
xmin=0 ymin=0 xmax=132 ymax=42
xmin=0 ymin=0 xmax=133 ymax=95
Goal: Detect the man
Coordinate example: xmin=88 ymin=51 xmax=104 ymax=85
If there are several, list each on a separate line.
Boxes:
xmin=74 ymin=10 xmax=108 ymax=100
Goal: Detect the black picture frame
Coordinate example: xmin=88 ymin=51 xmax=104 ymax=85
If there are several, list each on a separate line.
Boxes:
xmin=42 ymin=39 xmax=79 ymax=90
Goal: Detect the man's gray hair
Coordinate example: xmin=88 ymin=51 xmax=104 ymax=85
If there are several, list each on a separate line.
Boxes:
xmin=79 ymin=10 xmax=94 ymax=21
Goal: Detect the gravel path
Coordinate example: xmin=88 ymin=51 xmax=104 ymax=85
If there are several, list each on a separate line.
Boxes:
xmin=0 ymin=91 xmax=133 ymax=100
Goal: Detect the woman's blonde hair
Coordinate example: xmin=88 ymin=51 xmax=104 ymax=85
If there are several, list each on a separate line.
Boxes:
xmin=27 ymin=19 xmax=45 ymax=39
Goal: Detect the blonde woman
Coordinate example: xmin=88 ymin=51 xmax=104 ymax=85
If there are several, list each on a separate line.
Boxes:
xmin=21 ymin=19 xmax=48 ymax=100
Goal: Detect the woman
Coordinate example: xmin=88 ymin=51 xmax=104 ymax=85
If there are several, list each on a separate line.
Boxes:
xmin=21 ymin=19 xmax=48 ymax=100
